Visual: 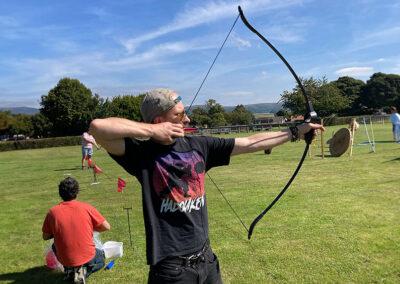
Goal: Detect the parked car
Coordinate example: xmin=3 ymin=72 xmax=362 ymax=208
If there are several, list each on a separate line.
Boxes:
xmin=9 ymin=134 xmax=26 ymax=140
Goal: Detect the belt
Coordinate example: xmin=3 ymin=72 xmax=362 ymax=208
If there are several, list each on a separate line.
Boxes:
xmin=158 ymin=241 xmax=210 ymax=267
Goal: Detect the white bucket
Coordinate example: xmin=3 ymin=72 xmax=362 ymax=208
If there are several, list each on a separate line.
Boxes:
xmin=103 ymin=241 xmax=123 ymax=258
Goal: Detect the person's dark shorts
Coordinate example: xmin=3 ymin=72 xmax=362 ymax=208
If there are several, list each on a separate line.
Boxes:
xmin=82 ymin=147 xmax=93 ymax=158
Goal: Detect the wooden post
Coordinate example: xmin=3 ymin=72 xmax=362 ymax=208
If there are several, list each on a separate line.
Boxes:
xmin=320 ymin=118 xmax=324 ymax=159
xmin=349 ymin=118 xmax=356 ymax=157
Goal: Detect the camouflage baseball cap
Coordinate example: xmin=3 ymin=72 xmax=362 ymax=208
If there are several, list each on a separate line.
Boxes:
xmin=140 ymin=88 xmax=182 ymax=123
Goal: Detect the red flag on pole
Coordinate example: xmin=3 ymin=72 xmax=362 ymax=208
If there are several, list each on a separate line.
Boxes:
xmin=93 ymin=164 xmax=103 ymax=174
xmin=117 ymin=177 xmax=126 ymax=192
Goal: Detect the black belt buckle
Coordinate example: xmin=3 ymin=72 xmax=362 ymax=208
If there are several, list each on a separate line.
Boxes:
xmin=179 ymin=241 xmax=209 ymax=267
xmin=184 ymin=250 xmax=206 ymax=267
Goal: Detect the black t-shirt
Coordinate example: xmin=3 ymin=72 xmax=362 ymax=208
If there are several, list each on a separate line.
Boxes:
xmin=110 ymin=135 xmax=235 ymax=265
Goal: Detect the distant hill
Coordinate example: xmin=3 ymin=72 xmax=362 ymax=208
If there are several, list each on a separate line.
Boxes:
xmin=0 ymin=107 xmax=39 ymax=115
xmin=2 ymin=103 xmax=282 ymax=116
xmin=224 ymin=103 xmax=282 ymax=114
xmin=188 ymin=102 xmax=282 ymax=114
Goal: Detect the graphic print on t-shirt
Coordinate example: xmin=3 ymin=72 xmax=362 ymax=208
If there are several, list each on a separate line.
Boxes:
xmin=152 ymin=150 xmax=206 ymax=214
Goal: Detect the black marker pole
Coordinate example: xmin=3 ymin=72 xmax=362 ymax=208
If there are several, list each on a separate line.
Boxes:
xmin=123 ymin=206 xmax=133 ymax=247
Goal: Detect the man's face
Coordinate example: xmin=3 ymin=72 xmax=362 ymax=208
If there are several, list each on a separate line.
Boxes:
xmin=154 ymin=93 xmax=190 ymax=126
xmin=162 ymin=101 xmax=190 ymax=126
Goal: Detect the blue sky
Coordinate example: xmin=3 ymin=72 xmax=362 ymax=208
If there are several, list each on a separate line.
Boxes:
xmin=0 ymin=0 xmax=399 ymax=108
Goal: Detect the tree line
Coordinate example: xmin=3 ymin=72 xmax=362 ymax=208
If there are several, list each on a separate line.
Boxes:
xmin=280 ymin=73 xmax=400 ymax=117
xmin=1 ymin=72 xmax=399 ymax=139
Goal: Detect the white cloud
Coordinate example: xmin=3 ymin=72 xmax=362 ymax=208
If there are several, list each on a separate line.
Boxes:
xmin=120 ymin=0 xmax=305 ymax=52
xmin=264 ymin=25 xmax=305 ymax=43
xmin=86 ymin=7 xmax=112 ymax=19
xmin=231 ymin=32 xmax=251 ymax=48
xmin=0 ymin=38 xmax=213 ymax=102
xmin=335 ymin=67 xmax=374 ymax=77
xmin=351 ymin=26 xmax=400 ymax=51
xmin=0 ymin=15 xmax=19 ymax=27
xmin=107 ymin=40 xmax=212 ymax=70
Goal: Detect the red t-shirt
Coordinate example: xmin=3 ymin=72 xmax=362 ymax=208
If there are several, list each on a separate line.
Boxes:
xmin=42 ymin=200 xmax=106 ymax=267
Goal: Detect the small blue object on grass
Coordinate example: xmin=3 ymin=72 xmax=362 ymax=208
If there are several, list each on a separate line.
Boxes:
xmin=105 ymin=260 xmax=115 ymax=270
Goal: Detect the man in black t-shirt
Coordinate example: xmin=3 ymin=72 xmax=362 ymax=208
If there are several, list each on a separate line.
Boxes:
xmin=89 ymin=88 xmax=324 ymax=284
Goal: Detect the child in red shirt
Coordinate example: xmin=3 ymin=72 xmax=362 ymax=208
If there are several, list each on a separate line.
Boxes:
xmin=42 ymin=177 xmax=110 ymax=283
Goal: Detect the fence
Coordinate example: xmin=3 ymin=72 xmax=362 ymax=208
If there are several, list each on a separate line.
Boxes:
xmin=195 ymin=115 xmax=390 ymax=135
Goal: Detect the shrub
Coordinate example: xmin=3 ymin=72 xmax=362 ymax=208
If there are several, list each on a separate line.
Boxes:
xmin=0 ymin=136 xmax=81 ymax=152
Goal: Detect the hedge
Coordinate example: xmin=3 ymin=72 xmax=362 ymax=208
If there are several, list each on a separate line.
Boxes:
xmin=0 ymin=136 xmax=81 ymax=152
xmin=321 ymin=115 xmax=390 ymax=126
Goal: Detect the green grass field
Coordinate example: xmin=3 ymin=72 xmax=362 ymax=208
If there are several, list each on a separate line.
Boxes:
xmin=0 ymin=123 xmax=399 ymax=283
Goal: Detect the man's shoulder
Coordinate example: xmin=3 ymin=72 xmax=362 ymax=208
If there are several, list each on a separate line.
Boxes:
xmin=183 ymin=135 xmax=214 ymax=143
xmin=185 ymin=135 xmax=233 ymax=144
xmin=73 ymin=200 xmax=96 ymax=209
xmin=182 ymin=135 xmax=234 ymax=152
xmin=54 ymin=200 xmax=94 ymax=210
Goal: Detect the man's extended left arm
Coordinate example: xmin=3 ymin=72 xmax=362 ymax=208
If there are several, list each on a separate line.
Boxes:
xmin=231 ymin=123 xmax=324 ymax=156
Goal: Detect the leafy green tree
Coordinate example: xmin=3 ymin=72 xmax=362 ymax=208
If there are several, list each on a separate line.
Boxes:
xmin=357 ymin=73 xmax=400 ymax=112
xmin=206 ymin=99 xmax=225 ymax=116
xmin=281 ymin=77 xmax=320 ymax=115
xmin=8 ymin=114 xmax=33 ymax=136
xmin=205 ymin=99 xmax=226 ymax=127
xmin=101 ymin=94 xmax=145 ymax=121
xmin=313 ymin=83 xmax=350 ymax=117
xmin=332 ymin=76 xmax=365 ymax=115
xmin=281 ymin=77 xmax=350 ymax=117
xmin=210 ymin=112 xmax=227 ymax=127
xmin=0 ymin=111 xmax=14 ymax=135
xmin=188 ymin=99 xmax=228 ymax=127
xmin=276 ymin=109 xmax=291 ymax=118
xmin=30 ymin=113 xmax=53 ymax=138
xmin=190 ymin=107 xmax=211 ymax=127
xmin=226 ymin=105 xmax=254 ymax=125
xmin=40 ymin=78 xmax=101 ymax=136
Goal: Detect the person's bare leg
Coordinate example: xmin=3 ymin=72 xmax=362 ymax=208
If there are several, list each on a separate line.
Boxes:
xmin=82 ymin=156 xmax=87 ymax=170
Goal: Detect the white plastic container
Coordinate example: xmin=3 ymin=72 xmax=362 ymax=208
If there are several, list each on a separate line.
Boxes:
xmin=103 ymin=241 xmax=123 ymax=258
xmin=93 ymin=231 xmax=103 ymax=249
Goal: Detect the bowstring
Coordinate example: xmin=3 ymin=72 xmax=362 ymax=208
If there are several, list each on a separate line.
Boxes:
xmin=186 ymin=13 xmax=240 ymax=113
xmin=186 ymin=12 xmax=249 ymax=234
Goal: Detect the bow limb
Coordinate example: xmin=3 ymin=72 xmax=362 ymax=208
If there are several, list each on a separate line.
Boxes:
xmin=238 ymin=6 xmax=317 ymax=123
xmin=237 ymin=6 xmax=318 ymax=239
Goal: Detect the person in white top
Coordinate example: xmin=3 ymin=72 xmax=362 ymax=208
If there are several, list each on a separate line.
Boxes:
xmin=81 ymin=132 xmax=100 ymax=169
xmin=389 ymin=106 xmax=400 ymax=143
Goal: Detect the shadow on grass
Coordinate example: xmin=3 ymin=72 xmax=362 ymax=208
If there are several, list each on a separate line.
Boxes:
xmin=358 ymin=140 xmax=395 ymax=144
xmin=0 ymin=266 xmax=65 ymax=284
xmin=383 ymin=157 xmax=400 ymax=163
xmin=372 ymin=140 xmax=396 ymax=144
xmin=314 ymin=154 xmax=337 ymax=158
xmin=53 ymin=166 xmax=81 ymax=172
